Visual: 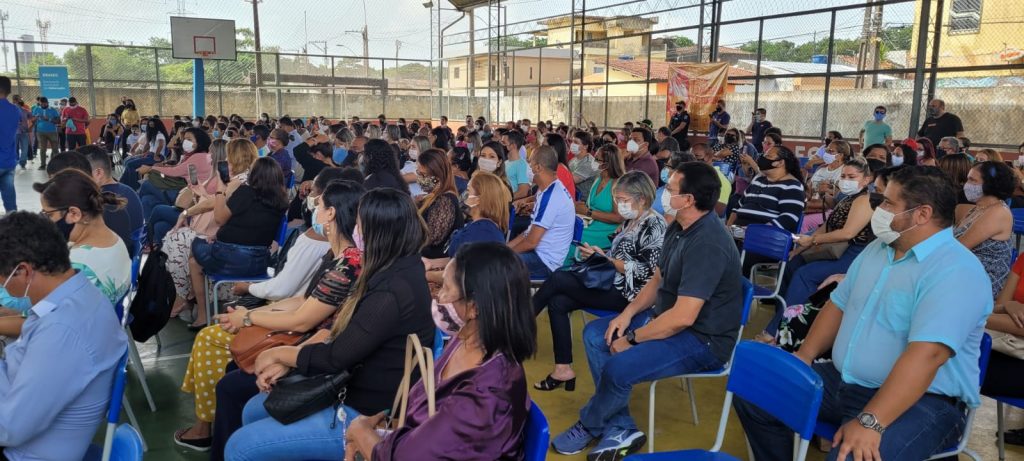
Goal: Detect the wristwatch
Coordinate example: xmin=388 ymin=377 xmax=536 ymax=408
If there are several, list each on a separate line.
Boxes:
xmin=181 ymin=208 xmax=189 ymax=218
xmin=586 ymin=207 xmax=593 ymax=217
xmin=242 ymin=311 xmax=253 ymax=328
xmin=856 ymin=412 xmax=886 ymax=434
xmin=625 ymin=329 xmax=640 ymax=346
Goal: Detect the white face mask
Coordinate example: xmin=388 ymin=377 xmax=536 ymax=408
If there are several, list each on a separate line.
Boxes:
xmin=660 ymin=192 xmax=678 ymax=216
xmin=182 ymin=139 xmax=195 ymax=153
xmin=478 ymin=157 xmax=499 ymax=173
xmin=570 ymin=143 xmax=581 ymax=155
xmin=837 ymin=179 xmax=862 ymax=196
xmin=626 ymin=140 xmax=640 ymax=154
xmin=408 ymin=148 xmax=419 ymax=160
xmin=890 ymin=155 xmax=904 ymax=166
xmin=306 ymin=194 xmax=320 ymax=211
xmin=870 ymin=206 xmax=920 ymax=245
xmin=821 ymin=152 xmax=836 ymax=164
xmin=617 ymin=201 xmax=638 ymax=220
xmin=192 ymin=120 xmax=201 ymax=128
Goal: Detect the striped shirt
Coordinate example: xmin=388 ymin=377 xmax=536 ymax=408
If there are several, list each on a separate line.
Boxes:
xmin=735 ymin=175 xmax=806 ymax=232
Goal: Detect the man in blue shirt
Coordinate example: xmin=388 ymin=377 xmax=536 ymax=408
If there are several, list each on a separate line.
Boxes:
xmin=0 ymin=77 xmax=21 ymax=212
xmin=736 ymin=166 xmax=992 ymax=461
xmin=708 ymin=99 xmax=730 ymax=142
xmin=31 ymin=96 xmax=60 ymax=170
xmin=0 ymin=212 xmax=128 ymax=461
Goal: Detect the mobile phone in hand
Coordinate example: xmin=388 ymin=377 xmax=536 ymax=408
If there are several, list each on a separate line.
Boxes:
xmin=187 ymin=163 xmax=199 ymax=185
xmin=216 ymin=161 xmax=231 ymax=184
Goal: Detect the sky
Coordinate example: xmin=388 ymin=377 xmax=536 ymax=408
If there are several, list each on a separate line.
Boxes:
xmin=0 ymin=0 xmax=918 ymax=67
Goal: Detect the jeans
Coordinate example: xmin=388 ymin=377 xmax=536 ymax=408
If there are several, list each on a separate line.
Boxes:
xmin=0 ymin=168 xmax=15 ymax=212
xmin=734 ymin=362 xmax=967 ymax=461
xmin=138 ymin=180 xmax=178 ymax=221
xmin=36 ymin=132 xmax=58 ymax=167
xmin=533 ymin=270 xmax=629 ymax=365
xmin=519 ymin=250 xmax=552 ymax=280
xmin=225 ymin=393 xmax=359 ymax=461
xmin=763 ymin=244 xmax=867 ymax=336
xmin=579 ymin=314 xmax=722 ymax=434
xmin=192 ymin=239 xmax=271 ymax=277
xmin=149 ymin=204 xmax=180 ymax=246
xmin=211 ymin=364 xmax=259 ymax=461
xmin=119 ymin=155 xmax=157 ymax=190
xmin=15 ymin=133 xmax=30 ymax=168
xmin=66 ymin=133 xmax=86 ymax=150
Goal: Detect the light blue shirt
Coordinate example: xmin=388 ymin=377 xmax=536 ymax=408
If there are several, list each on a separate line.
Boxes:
xmin=506 ymin=158 xmax=531 ymax=190
xmin=0 ymin=272 xmax=128 ymax=460
xmin=528 ymin=179 xmax=575 ymax=271
xmin=830 ymin=228 xmax=992 ymax=408
xmin=30 ymin=106 xmax=59 ymax=133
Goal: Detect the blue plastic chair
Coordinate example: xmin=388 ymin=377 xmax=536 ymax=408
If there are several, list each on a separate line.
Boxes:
xmin=813 ymin=333 xmax=991 ymax=461
xmin=128 ymin=227 xmax=144 ymax=291
xmin=1011 ymin=208 xmax=1024 ymax=248
xmin=993 ymin=395 xmax=1024 ymax=461
xmin=626 ymin=341 xmax=824 ymax=461
xmin=740 ymin=224 xmax=794 ymax=312
xmin=432 ymin=328 xmax=447 ymax=361
xmin=206 ymin=215 xmax=289 ymax=323
xmin=524 ymin=402 xmax=550 ymax=461
xmin=81 ymin=352 xmax=146 ymax=460
xmin=646 ymin=279 xmax=755 ymax=452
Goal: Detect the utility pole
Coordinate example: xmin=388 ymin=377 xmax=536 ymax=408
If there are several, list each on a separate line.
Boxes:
xmin=361 ymin=25 xmax=369 ymax=78
xmin=395 ymin=40 xmax=402 ymax=61
xmin=247 ymin=0 xmax=263 ymax=85
xmin=0 ymin=10 xmax=9 ymax=73
xmin=855 ymin=2 xmax=884 ymax=89
xmin=36 ymin=18 xmax=51 ymax=52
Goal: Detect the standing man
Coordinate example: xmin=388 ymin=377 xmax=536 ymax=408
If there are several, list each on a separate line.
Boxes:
xmin=709 ymin=99 xmax=731 ymax=143
xmin=0 ymin=77 xmax=22 ymax=212
xmin=746 ymin=107 xmax=772 ymax=153
xmin=917 ymin=99 xmax=964 ymax=148
xmin=61 ymin=97 xmax=89 ymax=150
xmin=32 ymin=97 xmax=60 ymax=171
xmin=669 ymin=101 xmax=691 ymax=148
xmin=736 ymin=166 xmax=991 ymax=461
xmin=56 ymin=98 xmax=68 ymax=152
xmin=859 ymin=105 xmax=893 ymax=148
xmin=11 ymin=95 xmax=32 ymax=170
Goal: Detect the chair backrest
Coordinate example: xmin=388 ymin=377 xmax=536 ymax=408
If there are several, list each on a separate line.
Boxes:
xmin=129 ymin=228 xmax=144 ymax=291
xmin=524 ymin=402 xmax=550 ymax=461
xmin=432 ymin=328 xmax=446 ymax=361
xmin=979 ymin=332 xmax=992 ymax=386
xmin=100 ymin=353 xmax=130 ymax=461
xmin=573 ymin=216 xmax=584 ymax=243
xmin=739 ymin=278 xmax=755 ymax=327
xmin=727 ymin=341 xmax=823 ymax=442
xmin=286 ymin=171 xmax=296 ymax=189
xmin=275 ymin=215 xmax=289 ymax=247
xmin=109 ymin=424 xmax=144 ymax=461
xmin=741 ymin=224 xmax=794 ymax=262
xmin=1012 ymin=208 xmax=1024 ymax=234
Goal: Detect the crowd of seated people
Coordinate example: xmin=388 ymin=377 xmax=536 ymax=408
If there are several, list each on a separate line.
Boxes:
xmin=5 ymin=88 xmax=1024 ymax=461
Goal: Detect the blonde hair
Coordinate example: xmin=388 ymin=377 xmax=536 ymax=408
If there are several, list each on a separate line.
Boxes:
xmin=469 ymin=172 xmax=511 ymax=233
xmin=226 ymin=139 xmax=258 ymax=175
xmin=979 ymin=148 xmax=1002 ymax=163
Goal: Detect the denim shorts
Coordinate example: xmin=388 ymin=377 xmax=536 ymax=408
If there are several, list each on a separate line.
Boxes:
xmin=191 ymin=238 xmax=270 ymax=277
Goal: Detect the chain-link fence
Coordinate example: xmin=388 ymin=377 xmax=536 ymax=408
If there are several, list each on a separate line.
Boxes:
xmin=2 ymin=40 xmax=436 ymax=121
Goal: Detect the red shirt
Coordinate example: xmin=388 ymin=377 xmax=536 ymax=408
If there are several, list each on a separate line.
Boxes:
xmin=61 ymin=105 xmax=89 ymax=134
xmin=1010 ymin=257 xmax=1024 ymax=303
xmin=556 ymin=163 xmax=577 ymax=200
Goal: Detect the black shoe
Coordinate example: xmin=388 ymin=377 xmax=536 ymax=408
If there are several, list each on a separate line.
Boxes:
xmin=1004 ymin=428 xmax=1024 ymax=447
xmin=534 ymin=374 xmax=576 ymax=392
xmin=173 ymin=428 xmax=211 ymax=452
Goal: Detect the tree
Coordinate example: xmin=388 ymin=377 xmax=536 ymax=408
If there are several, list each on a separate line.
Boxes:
xmin=672 ymin=36 xmax=695 ymax=47
xmin=487 ymin=36 xmax=547 ymax=50
xmin=880 ymin=25 xmax=912 ymax=52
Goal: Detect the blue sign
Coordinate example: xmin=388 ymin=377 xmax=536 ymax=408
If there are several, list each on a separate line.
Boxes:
xmin=39 ymin=66 xmax=70 ymax=100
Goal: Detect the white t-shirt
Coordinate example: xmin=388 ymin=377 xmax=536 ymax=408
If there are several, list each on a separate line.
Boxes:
xmin=401 ymin=160 xmax=423 ymax=196
xmin=810 ymin=163 xmax=843 ymax=191
xmin=528 ymin=180 xmax=575 ymax=271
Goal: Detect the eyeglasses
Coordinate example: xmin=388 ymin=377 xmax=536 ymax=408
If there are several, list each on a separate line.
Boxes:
xmin=40 ymin=207 xmax=68 ymax=218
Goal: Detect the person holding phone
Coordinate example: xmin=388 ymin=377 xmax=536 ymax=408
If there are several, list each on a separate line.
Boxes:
xmin=136 ymin=128 xmax=213 ymax=222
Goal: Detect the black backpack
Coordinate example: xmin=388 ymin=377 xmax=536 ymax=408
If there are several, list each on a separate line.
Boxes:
xmin=128 ymin=249 xmax=176 ymax=342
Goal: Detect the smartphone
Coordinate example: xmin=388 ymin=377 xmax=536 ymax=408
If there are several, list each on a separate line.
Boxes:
xmin=216 ymin=161 xmax=231 ymax=184
xmin=187 ymin=163 xmax=199 ymax=185
xmin=571 ymin=240 xmax=583 ymax=247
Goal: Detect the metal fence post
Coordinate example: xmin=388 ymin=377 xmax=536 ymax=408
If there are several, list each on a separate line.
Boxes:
xmin=820 ymin=11 xmax=837 ymax=138
xmin=154 ymin=48 xmax=163 ymax=116
xmin=12 ymin=42 xmax=21 ymax=95
xmin=643 ymin=35 xmax=652 ymax=120
xmin=275 ymin=53 xmax=282 ymax=117
xmin=754 ymin=19 xmax=764 ymax=113
xmin=381 ymin=59 xmax=387 ymax=117
xmin=927 ymin=0 xmax=945 ymax=102
xmin=217 ymin=60 xmax=224 ymax=116
xmin=331 ymin=57 xmax=337 ymax=118
xmin=908 ymin=0 xmax=933 ymax=137
xmin=85 ymin=44 xmax=97 ymax=116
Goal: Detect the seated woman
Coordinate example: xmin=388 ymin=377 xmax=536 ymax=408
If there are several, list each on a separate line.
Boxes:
xmin=165 ymin=139 xmax=256 ymax=320
xmin=955 ymin=160 xmax=1015 ymax=298
xmin=265 ymin=128 xmax=294 ymax=183
xmin=362 ymin=139 xmax=411 ymax=194
xmin=221 ymin=189 xmax=435 ymax=460
xmin=711 ymin=127 xmax=746 ymax=176
xmin=801 ymin=140 xmax=852 ymax=233
xmin=416 ymin=149 xmax=463 ymax=259
xmin=344 ymin=242 xmax=536 ymax=460
xmin=187 ymin=157 xmax=290 ymax=328
xmin=532 ymin=171 xmax=665 ymax=391
xmin=148 ymin=139 xmax=225 ymax=247
xmin=424 ymin=171 xmax=511 ymax=284
xmin=574 ymin=144 xmax=626 ymax=249
xmin=982 ymin=255 xmax=1024 ymax=443
xmin=121 ymin=117 xmax=170 ymax=190
xmin=569 ymin=131 xmax=599 ymax=198
xmin=136 ymin=127 xmax=213 ymax=220
xmin=172 ymin=179 xmax=363 ymax=452
xmin=939 ymin=153 xmax=973 ymax=205
xmin=727 ymin=145 xmax=806 ymax=233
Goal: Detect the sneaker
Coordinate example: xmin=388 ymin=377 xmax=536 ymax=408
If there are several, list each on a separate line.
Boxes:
xmin=552 ymin=421 xmax=597 ymax=455
xmin=587 ymin=428 xmax=647 ymax=461
xmin=173 ymin=428 xmax=211 ymax=452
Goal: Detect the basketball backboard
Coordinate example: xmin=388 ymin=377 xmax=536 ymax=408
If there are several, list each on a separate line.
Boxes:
xmin=170 ymin=17 xmax=237 ymax=60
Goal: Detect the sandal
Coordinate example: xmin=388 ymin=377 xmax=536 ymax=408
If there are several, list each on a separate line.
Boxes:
xmin=534 ymin=374 xmax=576 ymax=392
xmin=754 ymin=332 xmax=777 ymax=345
xmin=173 ymin=427 xmax=212 ymax=452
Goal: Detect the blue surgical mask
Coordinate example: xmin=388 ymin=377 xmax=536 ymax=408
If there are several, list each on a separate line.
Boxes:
xmin=333 ymin=147 xmax=349 ymax=165
xmin=257 ymin=146 xmax=268 ymax=157
xmin=874 ymin=112 xmax=886 ymax=122
xmin=0 ymin=265 xmax=32 ymax=313
xmin=311 ymin=207 xmax=325 ymax=236
xmin=660 ymin=168 xmax=670 ymax=184
xmin=213 ymin=130 xmax=221 ymax=138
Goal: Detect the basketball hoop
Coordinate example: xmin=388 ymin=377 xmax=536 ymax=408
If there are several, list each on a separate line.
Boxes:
xmin=193 ymin=35 xmax=217 ymax=59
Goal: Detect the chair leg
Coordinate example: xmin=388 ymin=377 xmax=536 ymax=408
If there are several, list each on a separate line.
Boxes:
xmin=121 ymin=397 xmax=148 ymax=452
xmin=648 ymin=380 xmax=658 ymax=453
xmin=126 ymin=335 xmax=157 ymax=412
xmin=998 ymin=401 xmax=1006 ymax=461
xmin=154 ymin=332 xmax=163 ymax=352
xmin=687 ymin=378 xmax=699 ymax=426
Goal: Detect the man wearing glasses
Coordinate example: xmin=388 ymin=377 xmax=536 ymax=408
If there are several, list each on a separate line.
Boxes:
xmin=859 ymin=105 xmax=893 ymax=148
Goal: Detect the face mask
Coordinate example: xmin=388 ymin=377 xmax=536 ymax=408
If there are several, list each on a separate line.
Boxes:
xmin=820 ymin=151 xmax=836 ymax=164
xmin=756 ymin=156 xmax=779 ymax=172
xmin=432 ymin=298 xmax=466 ymax=336
xmin=617 ymin=202 xmax=639 ymax=220
xmin=108 ymin=120 xmax=116 ymax=126
xmin=408 ymin=148 xmax=419 ymax=160
xmin=661 ymin=192 xmax=678 ymax=216
xmin=467 ymin=143 xmax=474 ymax=152
xmin=306 ymin=194 xmax=320 ymax=212
xmin=213 ymin=130 xmax=221 ymax=138
xmin=927 ymin=107 xmax=939 ymax=118
xmin=0 ymin=265 xmax=32 ymax=313
xmin=724 ymin=134 xmax=738 ymax=144
xmin=353 ymin=225 xmax=365 ymax=251
xmin=570 ymin=143 xmax=581 ymax=155
xmin=660 ymin=168 xmax=670 ymax=184
xmin=465 ymin=195 xmax=480 ymax=208
xmin=267 ymin=139 xmax=281 ymax=151
xmin=310 ymin=207 xmax=326 ymax=236
xmin=874 ymin=112 xmax=886 ymax=121
xmin=55 ymin=216 xmax=74 ymax=241
xmin=964 ymin=182 xmax=984 ymax=203
xmin=823 ymin=138 xmax=833 ymax=146
xmin=182 ymin=139 xmax=195 ymax=153
xmin=626 ymin=140 xmax=640 ymax=154
xmin=676 ymin=105 xmax=683 ymax=112
xmin=332 ymin=147 xmax=348 ymax=165
xmin=891 ymin=155 xmax=904 ymax=166
xmin=192 ymin=120 xmax=201 ymax=128
xmin=871 ymin=206 xmax=920 ymax=245
xmin=520 ymin=124 xmax=528 ymax=131
xmin=478 ymin=157 xmax=499 ymax=173
xmin=257 ymin=146 xmax=268 ymax=157
xmin=837 ymin=179 xmax=862 ymax=196
xmin=417 ymin=174 xmax=438 ymax=193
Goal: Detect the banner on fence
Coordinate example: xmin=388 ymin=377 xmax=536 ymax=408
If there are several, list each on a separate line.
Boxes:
xmin=39 ymin=66 xmax=71 ymax=101
xmin=666 ymin=62 xmax=729 ymax=134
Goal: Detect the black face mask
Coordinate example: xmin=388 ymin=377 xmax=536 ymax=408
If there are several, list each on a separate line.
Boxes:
xmin=724 ymin=134 xmax=738 ymax=144
xmin=756 ymin=156 xmax=779 ymax=172
xmin=55 ymin=217 xmax=74 ymax=241
xmin=676 ymin=105 xmax=683 ymax=112
xmin=824 ymin=138 xmax=833 ymax=146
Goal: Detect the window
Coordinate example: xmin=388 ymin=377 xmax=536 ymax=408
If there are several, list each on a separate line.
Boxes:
xmin=454 ymin=67 xmax=460 ymax=79
xmin=949 ymin=0 xmax=982 ymax=34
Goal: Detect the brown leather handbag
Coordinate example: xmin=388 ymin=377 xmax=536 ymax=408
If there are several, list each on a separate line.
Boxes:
xmin=230 ymin=326 xmax=311 ymax=374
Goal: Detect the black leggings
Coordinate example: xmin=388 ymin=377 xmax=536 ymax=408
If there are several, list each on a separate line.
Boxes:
xmin=533 ymin=270 xmax=629 ymax=365
xmin=210 ymin=363 xmax=260 ymax=461
xmin=981 ymin=351 xmax=1024 ymax=397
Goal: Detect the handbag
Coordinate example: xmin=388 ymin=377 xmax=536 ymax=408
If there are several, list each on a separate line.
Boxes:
xmin=987 ymin=329 xmax=1024 ymax=360
xmin=375 ymin=334 xmax=437 ymax=438
xmin=229 ymin=326 xmax=311 ymax=374
xmin=799 ymin=241 xmax=849 ymax=262
xmin=263 ymin=369 xmax=355 ymax=424
xmin=564 ymin=254 xmax=617 ymax=289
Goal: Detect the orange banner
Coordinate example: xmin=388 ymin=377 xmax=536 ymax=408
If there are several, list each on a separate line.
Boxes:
xmin=666 ymin=62 xmax=729 ymax=134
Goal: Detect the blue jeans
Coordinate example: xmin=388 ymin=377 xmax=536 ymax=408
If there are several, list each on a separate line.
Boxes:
xmin=519 ymin=250 xmax=552 ymax=280
xmin=735 ymin=362 xmax=967 ymax=461
xmin=0 ymin=168 xmax=15 ymax=212
xmin=225 ymin=392 xmax=360 ymax=461
xmin=138 ymin=180 xmax=178 ymax=222
xmin=766 ymin=244 xmax=867 ymax=336
xmin=16 ymin=133 xmax=30 ymax=168
xmin=149 ymin=204 xmax=180 ymax=246
xmin=579 ymin=313 xmax=722 ymax=434
xmin=192 ymin=239 xmax=270 ymax=277
xmin=119 ymin=155 xmax=157 ymax=190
